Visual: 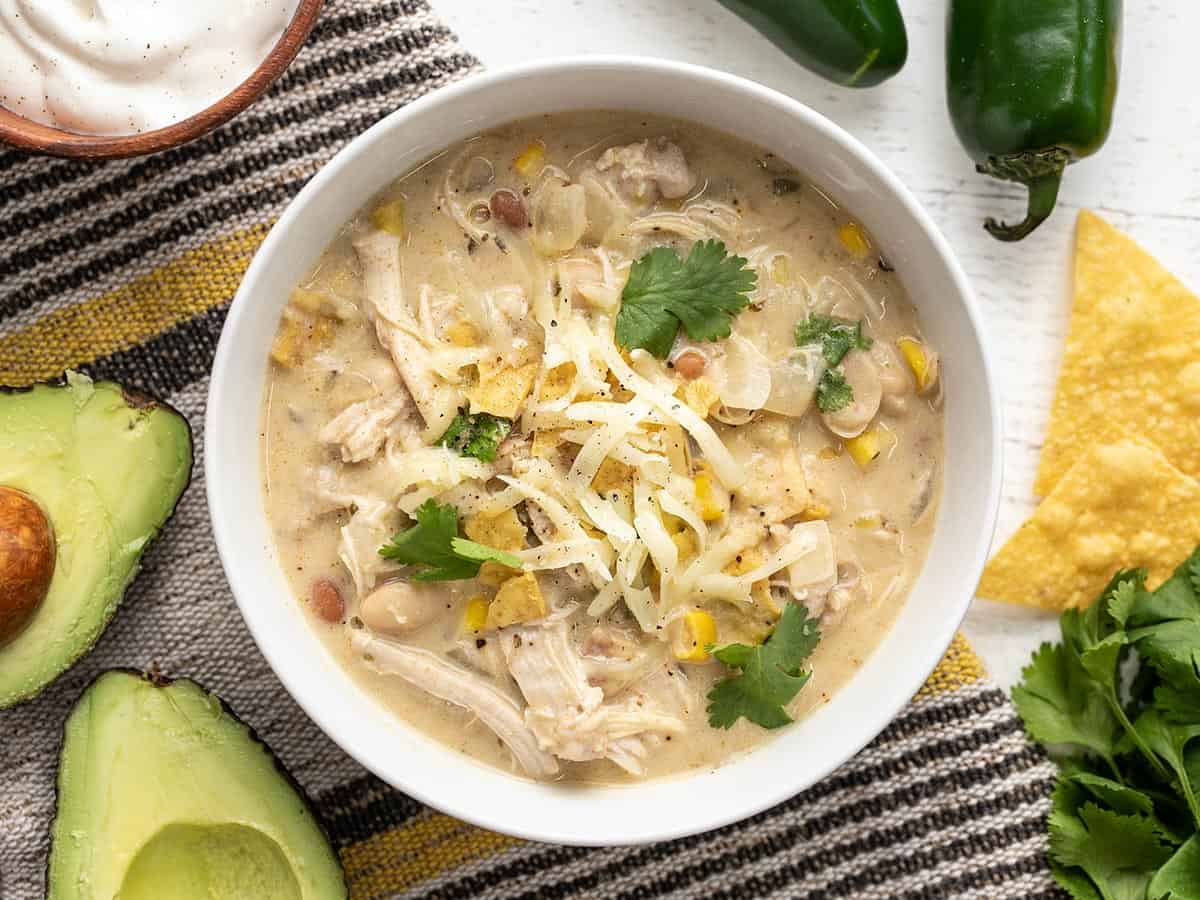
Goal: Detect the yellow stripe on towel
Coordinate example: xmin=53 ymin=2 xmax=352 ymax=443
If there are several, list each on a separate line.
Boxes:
xmin=341 ymin=811 xmax=520 ymax=898
xmin=0 ymin=224 xmax=270 ymax=386
xmin=916 ymin=632 xmax=986 ymax=699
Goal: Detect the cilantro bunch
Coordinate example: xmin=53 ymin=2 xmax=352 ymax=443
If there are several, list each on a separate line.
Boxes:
xmin=706 ymin=603 xmax=821 ymax=729
xmin=378 ymin=499 xmax=521 ymax=582
xmin=1014 ymin=549 xmax=1200 ymax=899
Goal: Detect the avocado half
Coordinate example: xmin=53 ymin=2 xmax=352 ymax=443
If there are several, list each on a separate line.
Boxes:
xmin=0 ymin=375 xmax=193 ymax=707
xmin=48 ymin=670 xmax=347 ymax=899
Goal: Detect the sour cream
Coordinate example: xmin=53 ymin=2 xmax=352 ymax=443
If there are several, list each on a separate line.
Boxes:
xmin=0 ymin=0 xmax=300 ymax=136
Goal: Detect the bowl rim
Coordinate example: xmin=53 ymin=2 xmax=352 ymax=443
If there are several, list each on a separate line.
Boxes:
xmin=207 ymin=55 xmax=1003 ymax=846
xmin=0 ymin=0 xmax=324 ymax=160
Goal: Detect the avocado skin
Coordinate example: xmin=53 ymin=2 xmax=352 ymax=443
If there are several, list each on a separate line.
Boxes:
xmin=47 ymin=669 xmax=347 ymax=900
xmin=0 ymin=376 xmax=193 ymax=707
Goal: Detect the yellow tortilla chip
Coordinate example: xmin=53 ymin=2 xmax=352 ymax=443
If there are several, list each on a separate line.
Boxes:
xmin=467 ymin=359 xmax=539 ymax=419
xmin=979 ymin=436 xmax=1200 ymax=610
xmin=1035 ymin=212 xmax=1200 ymax=495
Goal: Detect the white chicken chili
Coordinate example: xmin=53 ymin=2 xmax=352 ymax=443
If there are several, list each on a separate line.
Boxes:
xmin=262 ymin=112 xmax=944 ymax=783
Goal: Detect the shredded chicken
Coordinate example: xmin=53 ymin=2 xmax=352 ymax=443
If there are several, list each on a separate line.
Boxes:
xmin=501 ymin=621 xmax=684 ymax=774
xmin=580 ymin=624 xmax=666 ymax=697
xmin=595 ymin=139 xmax=696 ymax=202
xmin=320 ymin=393 xmax=413 ymax=463
xmin=352 ymin=631 xmax=559 ymax=779
xmin=338 ymin=499 xmax=397 ymax=597
xmin=354 ymin=232 xmax=464 ymax=437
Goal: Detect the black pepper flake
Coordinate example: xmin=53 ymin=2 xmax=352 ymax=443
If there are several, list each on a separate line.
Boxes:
xmin=476 ymin=638 xmax=487 ymax=649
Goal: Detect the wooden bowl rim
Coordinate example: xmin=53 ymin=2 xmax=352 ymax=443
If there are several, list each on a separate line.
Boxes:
xmin=0 ymin=0 xmax=325 ymax=160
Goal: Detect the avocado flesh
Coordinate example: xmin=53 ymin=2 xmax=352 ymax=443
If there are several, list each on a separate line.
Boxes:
xmin=0 ymin=378 xmax=192 ymax=707
xmin=48 ymin=671 xmax=346 ymax=900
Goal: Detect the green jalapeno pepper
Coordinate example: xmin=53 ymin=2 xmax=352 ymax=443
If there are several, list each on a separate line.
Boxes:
xmin=947 ymin=0 xmax=1122 ymax=241
xmin=718 ymin=0 xmax=908 ymax=88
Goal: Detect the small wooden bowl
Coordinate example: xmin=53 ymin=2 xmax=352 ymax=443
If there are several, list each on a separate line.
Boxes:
xmin=0 ymin=0 xmax=324 ymax=160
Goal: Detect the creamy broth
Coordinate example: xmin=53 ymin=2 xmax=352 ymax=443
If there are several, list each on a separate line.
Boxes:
xmin=262 ymin=112 xmax=943 ymax=783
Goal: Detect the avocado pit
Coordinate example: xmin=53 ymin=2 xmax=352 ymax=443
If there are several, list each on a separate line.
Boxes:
xmin=0 ymin=486 xmax=55 ymax=644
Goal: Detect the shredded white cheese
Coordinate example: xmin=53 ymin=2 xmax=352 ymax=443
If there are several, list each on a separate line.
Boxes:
xmin=600 ymin=341 xmax=746 ymax=488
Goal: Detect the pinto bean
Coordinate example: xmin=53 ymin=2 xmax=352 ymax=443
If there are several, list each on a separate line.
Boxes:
xmin=672 ymin=350 xmax=707 ymax=380
xmin=489 ymin=189 xmax=527 ymax=229
xmin=311 ymin=578 xmax=345 ymax=623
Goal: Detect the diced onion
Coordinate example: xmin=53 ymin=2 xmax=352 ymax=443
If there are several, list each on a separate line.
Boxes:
xmin=710 ymin=334 xmax=772 ymax=411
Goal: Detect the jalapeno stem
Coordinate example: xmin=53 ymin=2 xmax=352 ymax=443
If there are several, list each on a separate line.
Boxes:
xmin=983 ymin=171 xmax=1063 ymax=242
xmin=977 ymin=149 xmax=1070 ymax=242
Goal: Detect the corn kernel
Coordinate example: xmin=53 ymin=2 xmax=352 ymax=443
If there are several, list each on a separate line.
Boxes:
xmin=800 ymin=504 xmax=831 ymax=521
xmin=844 ymin=429 xmax=883 ymax=468
xmin=370 ymin=199 xmax=406 ymax=237
xmin=674 ymin=609 xmax=717 ymax=662
xmin=855 ymin=512 xmax=883 ymax=530
xmin=770 ymin=255 xmax=793 ymax=284
xmin=838 ymin=222 xmax=871 ymax=258
xmin=513 ymin=140 xmax=545 ymax=177
xmin=897 ymin=337 xmax=933 ymax=391
xmin=444 ymin=319 xmax=479 ymax=347
xmin=463 ymin=595 xmax=490 ymax=633
xmin=694 ymin=473 xmax=725 ymax=522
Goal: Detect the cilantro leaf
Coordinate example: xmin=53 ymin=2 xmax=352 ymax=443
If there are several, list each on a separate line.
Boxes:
xmin=1134 ymin=708 xmax=1200 ymax=830
xmin=1130 ymin=548 xmax=1200 ymax=701
xmin=1070 ymin=772 xmax=1158 ymax=818
xmin=378 ymin=499 xmax=521 ymax=582
xmin=1012 ymin=641 xmax=1123 ymax=772
xmin=1051 ymin=862 xmax=1103 ymax=900
xmin=706 ymin=604 xmax=820 ymax=730
xmin=815 ymin=369 xmax=854 ymax=413
xmin=1049 ymin=801 xmax=1175 ymax=900
xmin=1149 ymin=834 xmax=1200 ymax=900
xmin=794 ymin=314 xmax=873 ymax=366
xmin=449 ymin=538 xmax=522 ymax=570
xmin=437 ymin=410 xmax=512 ymax=462
xmin=615 ymin=240 xmax=757 ymax=358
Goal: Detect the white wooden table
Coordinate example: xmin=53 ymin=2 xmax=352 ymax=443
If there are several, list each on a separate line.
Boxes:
xmin=431 ymin=0 xmax=1200 ymax=688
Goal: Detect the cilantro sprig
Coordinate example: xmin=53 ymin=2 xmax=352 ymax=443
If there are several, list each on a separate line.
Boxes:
xmin=378 ymin=499 xmax=521 ymax=582
xmin=437 ymin=410 xmax=512 ymax=462
xmin=706 ymin=603 xmax=821 ymax=729
xmin=795 ymin=314 xmax=872 ymax=366
xmin=1013 ymin=548 xmax=1200 ymax=899
xmin=815 ymin=370 xmax=854 ymax=413
xmin=615 ymin=240 xmax=757 ymax=358
xmin=797 ymin=314 xmax=873 ymax=415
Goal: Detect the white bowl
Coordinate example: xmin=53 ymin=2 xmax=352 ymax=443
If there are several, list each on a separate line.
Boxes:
xmin=207 ymin=57 xmax=1001 ymax=846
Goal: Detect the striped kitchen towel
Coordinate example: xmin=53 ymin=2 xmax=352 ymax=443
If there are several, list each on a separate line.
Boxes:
xmin=0 ymin=1 xmax=1061 ymax=897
